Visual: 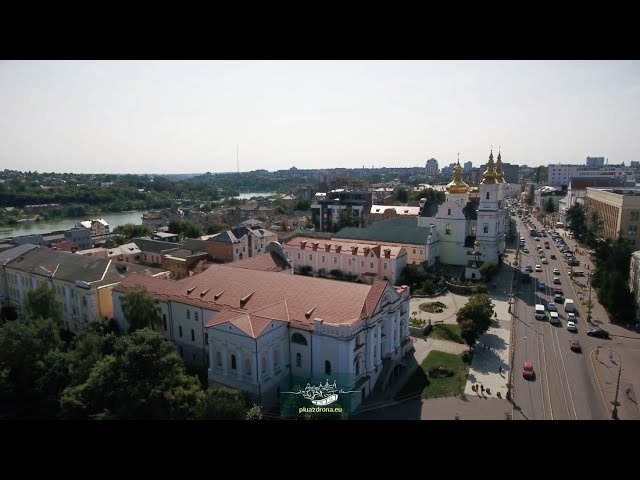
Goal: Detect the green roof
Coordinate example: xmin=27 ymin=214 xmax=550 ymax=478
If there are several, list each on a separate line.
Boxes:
xmin=335 ymin=217 xmax=428 ymax=245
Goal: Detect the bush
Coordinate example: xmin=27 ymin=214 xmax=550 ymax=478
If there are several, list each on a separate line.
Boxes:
xmin=472 ymin=284 xmax=489 ymax=294
xmin=329 ymin=269 xmax=343 ymax=279
xmin=428 ymin=366 xmax=454 ymax=378
xmin=298 ymin=266 xmax=313 ymax=276
xmin=317 ymin=268 xmax=327 ymax=278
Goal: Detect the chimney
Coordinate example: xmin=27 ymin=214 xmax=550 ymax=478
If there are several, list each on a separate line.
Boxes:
xmin=300 ymin=240 xmax=306 ymax=250
xmin=384 ymin=248 xmax=391 ymax=259
xmin=363 ymin=246 xmax=370 ymax=256
xmin=312 ymin=242 xmax=319 ymax=251
xmin=336 ymin=245 xmax=342 ymax=253
xmin=325 ymin=243 xmax=331 ymax=252
xmin=351 ymin=246 xmax=358 ymax=255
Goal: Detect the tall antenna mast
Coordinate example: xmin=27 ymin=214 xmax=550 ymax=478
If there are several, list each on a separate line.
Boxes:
xmin=236 ymin=144 xmax=239 ymax=173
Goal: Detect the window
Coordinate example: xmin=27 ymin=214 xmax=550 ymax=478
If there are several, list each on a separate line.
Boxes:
xmin=309 ymin=254 xmax=312 ymax=260
xmin=483 ymin=224 xmax=489 ymax=234
xmin=322 ymin=256 xmax=325 ymax=263
xmin=195 ymin=311 xmax=199 ymax=322
xmin=231 ymin=354 xmax=237 ymax=370
xmin=274 ymin=349 xmax=279 ymax=368
xmin=325 ymin=361 xmax=332 ymax=375
xmin=374 ymin=345 xmax=377 ymax=360
xmin=445 ymin=224 xmax=451 ymax=234
xmin=82 ymin=296 xmax=87 ymax=306
xmin=448 ymin=208 xmax=451 ymax=215
xmin=186 ymin=310 xmax=191 ymax=320
xmin=419 ymin=249 xmax=423 ymax=254
xmin=355 ymin=358 xmax=360 ymax=375
xmin=291 ymin=333 xmax=308 ymax=345
xmin=296 ymin=352 xmax=302 ymax=367
xmin=261 ymin=357 xmax=267 ymax=373
xmin=383 ymin=262 xmax=387 ymax=270
xmin=216 ymin=351 xmax=222 ymax=367
xmin=205 ymin=333 xmax=208 ymax=343
xmin=486 ymin=192 xmax=490 ymax=200
xmin=163 ymin=314 xmax=167 ymax=331
xmin=245 ymin=358 xmax=251 ymax=375
xmin=179 ymin=326 xmax=183 ymax=338
xmin=471 ymin=224 xmax=477 ymax=235
xmin=334 ymin=257 xmax=337 ymax=264
xmin=413 ymin=248 xmax=416 ymax=254
xmin=361 ymin=261 xmax=364 ymax=267
xmin=297 ymin=253 xmax=301 ymax=259
xmin=191 ymin=329 xmax=195 ymax=341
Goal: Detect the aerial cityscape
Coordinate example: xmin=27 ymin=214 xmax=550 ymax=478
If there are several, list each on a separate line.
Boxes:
xmin=1 ymin=60 xmax=639 ymax=420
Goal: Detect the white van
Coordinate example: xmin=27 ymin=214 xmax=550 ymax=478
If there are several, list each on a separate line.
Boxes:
xmin=549 ymin=311 xmax=560 ymax=324
xmin=535 ymin=304 xmax=546 ymax=320
xmin=564 ymin=299 xmax=575 ymax=312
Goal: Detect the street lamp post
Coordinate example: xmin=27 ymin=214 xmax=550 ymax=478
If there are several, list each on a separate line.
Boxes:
xmin=610 ymin=349 xmax=623 ymax=420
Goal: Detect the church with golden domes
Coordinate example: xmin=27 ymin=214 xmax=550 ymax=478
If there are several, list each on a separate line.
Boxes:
xmin=417 ymin=149 xmax=509 ymax=279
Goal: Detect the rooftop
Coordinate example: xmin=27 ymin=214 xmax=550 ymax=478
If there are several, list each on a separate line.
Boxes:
xmin=334 ymin=217 xmax=428 ymax=246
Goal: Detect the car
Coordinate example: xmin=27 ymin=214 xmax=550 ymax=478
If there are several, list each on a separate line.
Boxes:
xmin=549 ymin=311 xmax=560 ymax=324
xmin=525 ymin=265 xmax=533 ymax=272
xmin=541 ymin=258 xmax=548 ymax=264
xmin=587 ymin=328 xmax=610 ymax=338
xmin=523 ymin=248 xmax=530 ymax=253
xmin=569 ymin=340 xmax=582 ymax=352
xmin=535 ymin=265 xmax=542 ymax=272
xmin=545 ymin=245 xmax=550 ymax=249
xmin=534 ymin=237 xmax=540 ymax=242
xmin=554 ymin=287 xmax=563 ymax=295
xmin=554 ymin=293 xmax=563 ymax=303
xmin=538 ymin=282 xmax=546 ymax=291
xmin=523 ymin=362 xmax=534 ymax=380
xmin=547 ymin=302 xmax=557 ymax=312
xmin=567 ymin=312 xmax=576 ymax=321
xmin=553 ymin=268 xmax=560 ymax=275
xmin=553 ymin=277 xmax=561 ymax=284
xmin=567 ymin=321 xmax=577 ymax=332
xmin=550 ymin=254 xmax=557 ymax=260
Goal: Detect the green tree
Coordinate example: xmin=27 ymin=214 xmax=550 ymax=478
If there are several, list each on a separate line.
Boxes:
xmin=168 ymin=220 xmax=182 ymax=235
xmin=294 ymin=199 xmax=310 ymax=211
xmin=566 ymin=204 xmax=586 ymax=240
xmin=60 ymin=329 xmax=204 ymax=419
xmin=196 ymin=385 xmax=251 ymax=420
xmin=112 ymin=223 xmax=151 ymax=240
xmin=182 ymin=220 xmax=202 ymax=239
xmin=0 ymin=317 xmax=65 ymax=417
xmin=120 ymin=287 xmax=161 ymax=333
xmin=478 ymin=261 xmax=498 ymax=281
xmin=334 ymin=208 xmax=360 ymax=232
xmin=394 ymin=187 xmax=409 ymax=204
xmin=543 ymin=197 xmax=555 ymax=213
xmin=24 ymin=283 xmax=63 ymax=325
xmin=245 ymin=404 xmax=264 ymax=420
xmin=455 ymin=294 xmax=493 ymax=347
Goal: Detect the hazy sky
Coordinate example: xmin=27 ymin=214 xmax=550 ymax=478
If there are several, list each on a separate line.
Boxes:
xmin=1 ymin=60 xmax=639 ymax=174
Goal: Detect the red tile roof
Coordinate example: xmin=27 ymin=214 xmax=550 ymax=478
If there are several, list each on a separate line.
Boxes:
xmin=114 ymin=265 xmax=395 ymax=337
xmin=228 ymin=251 xmax=291 ymax=273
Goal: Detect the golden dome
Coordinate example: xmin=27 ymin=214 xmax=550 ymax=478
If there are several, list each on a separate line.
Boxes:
xmin=446 ymin=160 xmax=469 ymax=194
xmin=495 ymin=149 xmax=504 ymax=183
xmin=482 ymin=149 xmax=497 ymax=184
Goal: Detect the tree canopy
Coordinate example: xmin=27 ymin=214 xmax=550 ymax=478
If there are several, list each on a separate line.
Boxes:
xmin=455 ymin=294 xmax=494 ymax=347
xmin=121 ymin=287 xmax=162 ymax=333
xmin=24 ymin=283 xmax=63 ymax=325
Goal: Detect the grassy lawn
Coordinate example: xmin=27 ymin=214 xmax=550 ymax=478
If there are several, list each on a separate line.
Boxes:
xmin=394 ymin=350 xmax=469 ymax=400
xmin=427 ymin=324 xmax=464 ymax=344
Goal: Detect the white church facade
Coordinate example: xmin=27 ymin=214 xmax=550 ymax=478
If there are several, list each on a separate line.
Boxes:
xmin=418 ymin=150 xmax=510 ymax=278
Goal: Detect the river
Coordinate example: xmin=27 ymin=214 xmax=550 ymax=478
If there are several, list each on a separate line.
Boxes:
xmin=1 ymin=192 xmax=279 ymax=239
xmin=0 ymin=210 xmax=147 ymax=239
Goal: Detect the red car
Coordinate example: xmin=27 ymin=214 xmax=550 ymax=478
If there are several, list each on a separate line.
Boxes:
xmin=569 ymin=340 xmax=581 ymax=352
xmin=523 ymin=362 xmax=534 ymax=380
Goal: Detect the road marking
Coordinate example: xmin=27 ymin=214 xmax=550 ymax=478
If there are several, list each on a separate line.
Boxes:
xmin=551 ymin=322 xmax=578 ymax=419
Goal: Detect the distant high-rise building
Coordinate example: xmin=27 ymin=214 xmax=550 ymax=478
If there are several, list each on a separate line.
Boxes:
xmin=463 ymin=161 xmax=472 ymax=172
xmin=586 ymin=156 xmax=605 ymax=167
xmin=425 ymin=158 xmax=439 ymax=176
xmin=631 ymin=161 xmax=640 ymax=168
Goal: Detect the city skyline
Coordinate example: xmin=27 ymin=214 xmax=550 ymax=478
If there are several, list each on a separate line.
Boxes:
xmin=1 ymin=60 xmax=639 ymax=174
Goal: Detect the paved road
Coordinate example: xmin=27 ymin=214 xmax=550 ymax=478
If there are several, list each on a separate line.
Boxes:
xmin=511 ymin=215 xmax=608 ymax=420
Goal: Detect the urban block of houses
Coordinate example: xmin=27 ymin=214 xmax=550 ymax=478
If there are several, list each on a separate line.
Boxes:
xmin=75 ymin=219 xmax=110 ymax=237
xmin=112 ymin=262 xmax=412 ymax=410
xmin=200 ymin=227 xmax=278 ymax=263
xmin=162 ymin=248 xmax=209 ymax=280
xmin=311 ymin=190 xmax=373 ymax=232
xmin=333 ymin=216 xmax=429 ymax=265
xmin=131 ymin=237 xmax=183 ymax=266
xmin=1 ymin=245 xmax=168 ymax=333
xmin=284 ymin=238 xmax=407 ymax=285
xmin=368 ymin=204 xmax=421 ymax=224
xmin=8 ymin=228 xmax=92 ymax=250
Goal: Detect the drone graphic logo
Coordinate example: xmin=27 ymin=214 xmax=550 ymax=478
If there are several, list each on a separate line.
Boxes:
xmin=283 ymin=379 xmax=359 ymax=406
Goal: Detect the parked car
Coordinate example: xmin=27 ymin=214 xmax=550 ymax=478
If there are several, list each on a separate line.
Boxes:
xmin=567 ymin=312 xmax=576 ymax=321
xmin=569 ymin=340 xmax=581 ymax=352
xmin=567 ymin=321 xmax=577 ymax=332
xmin=587 ymin=328 xmax=610 ymax=338
xmin=523 ymin=362 xmax=534 ymax=380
